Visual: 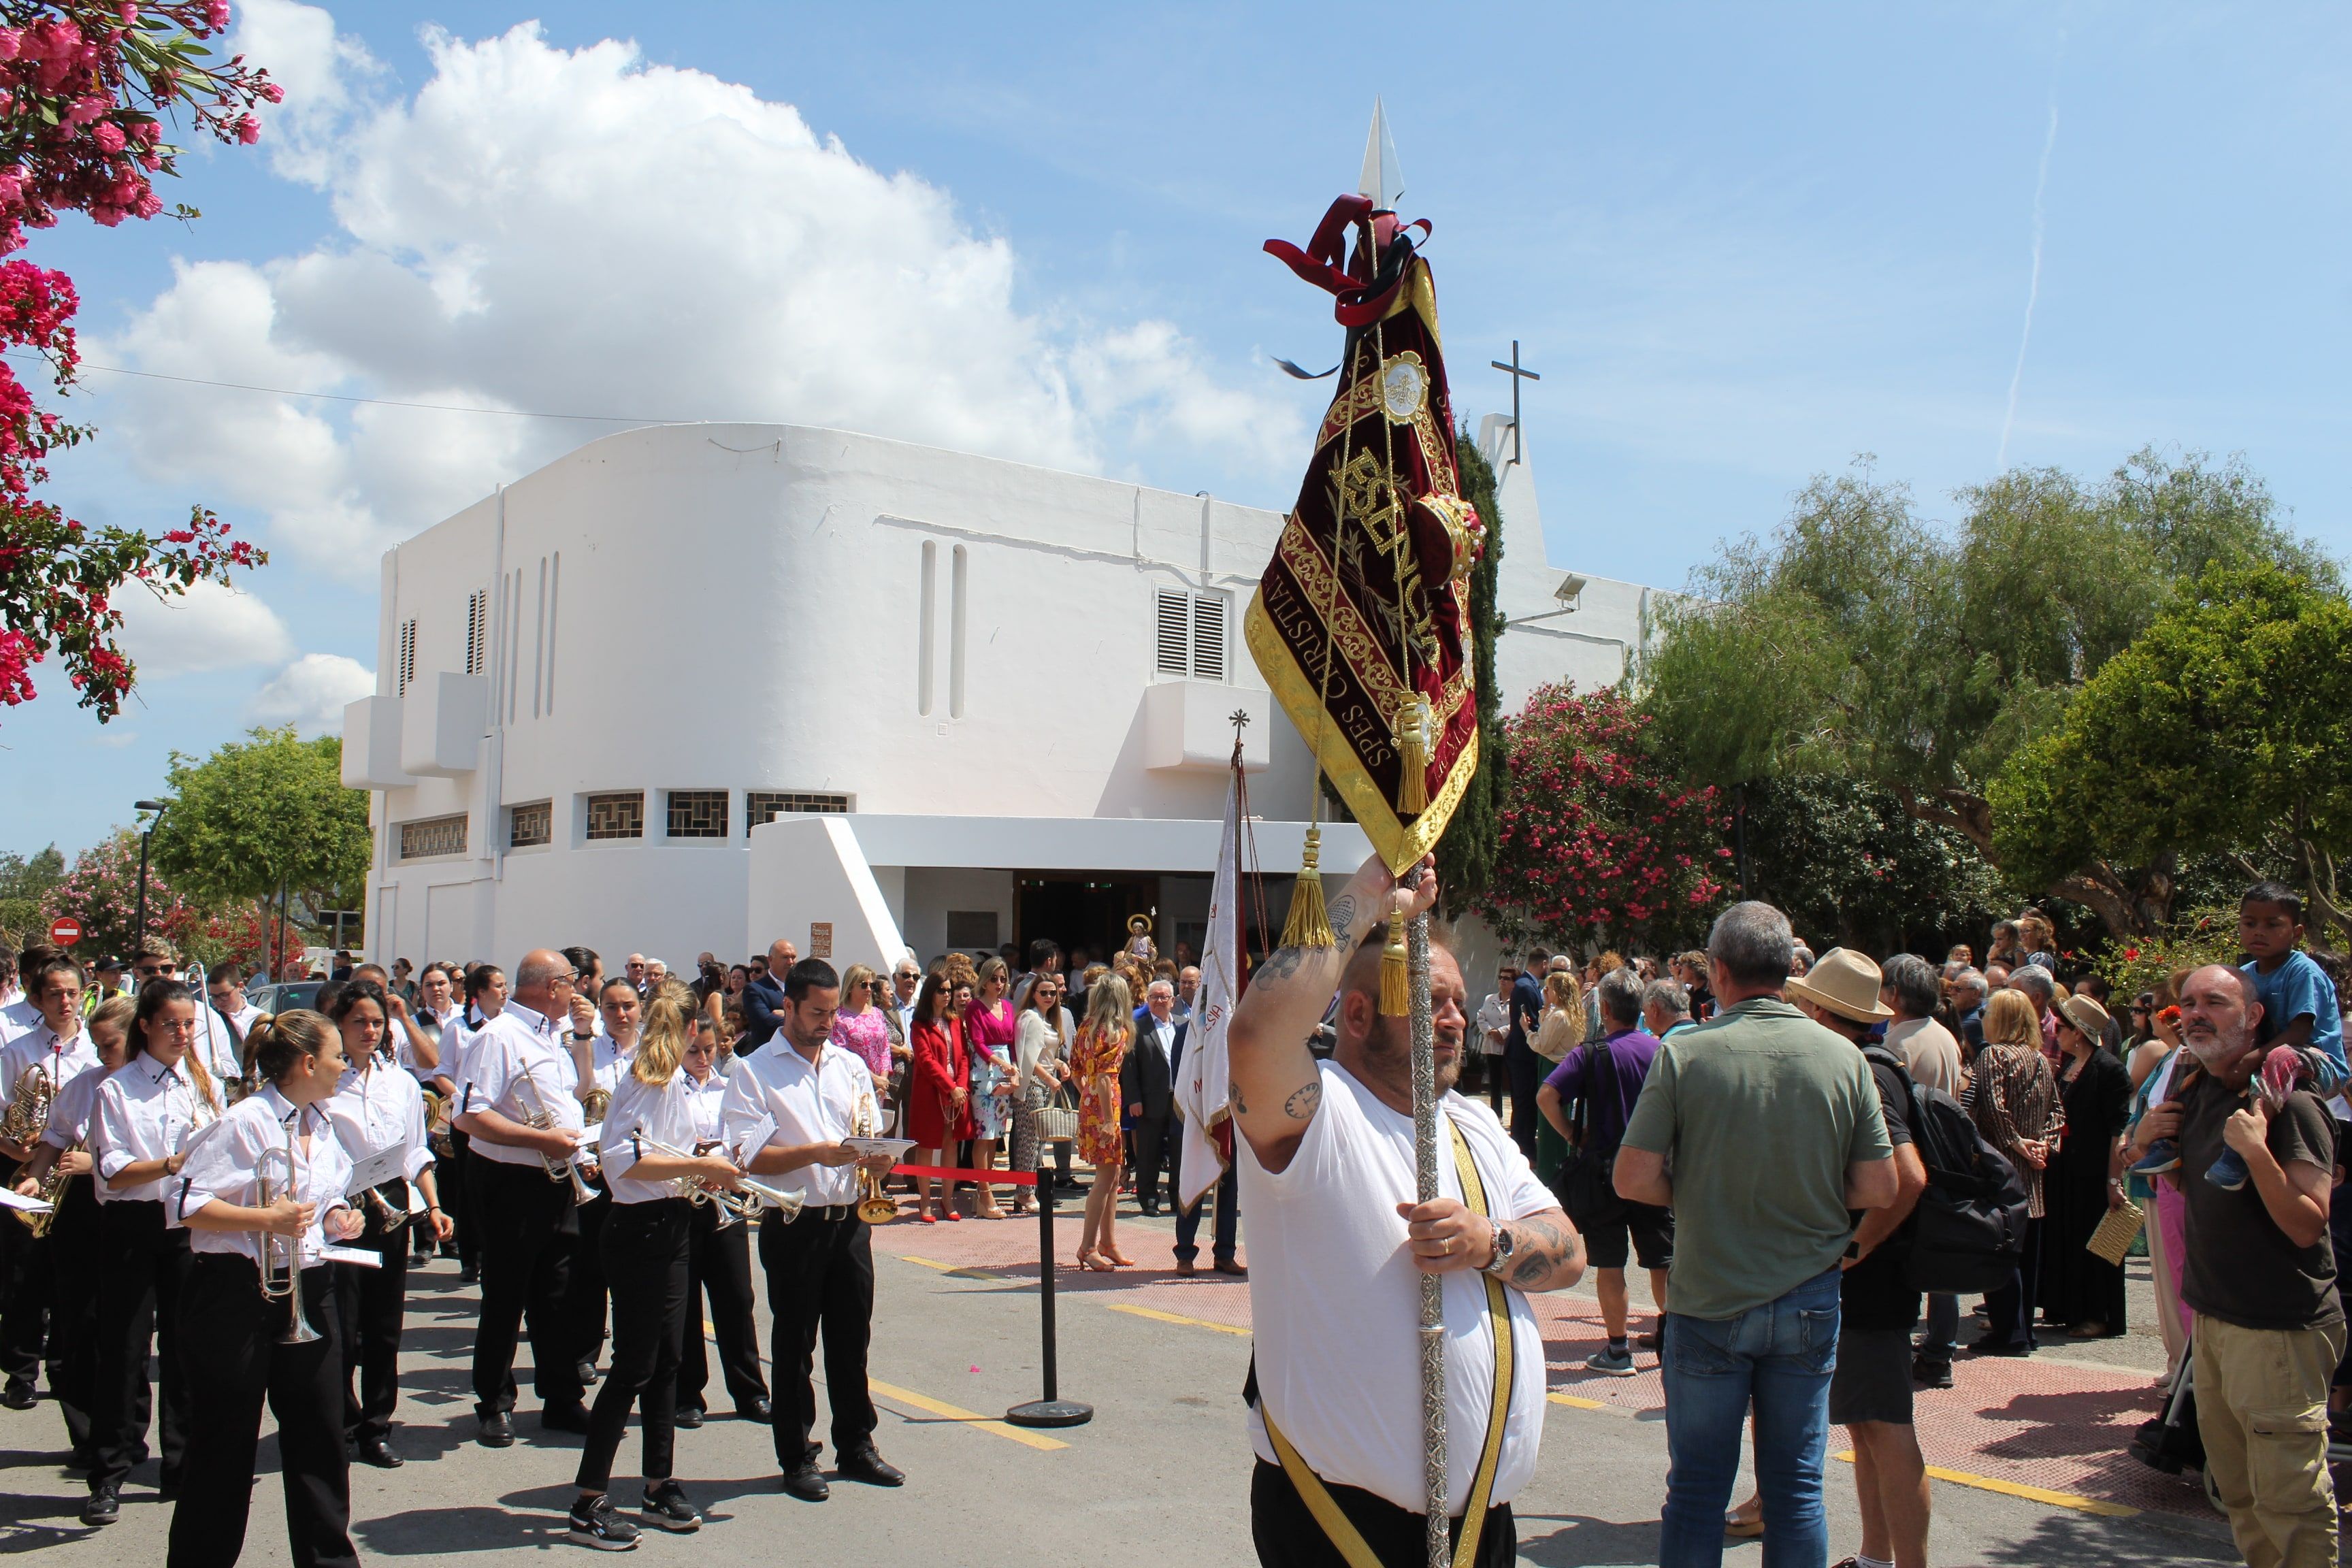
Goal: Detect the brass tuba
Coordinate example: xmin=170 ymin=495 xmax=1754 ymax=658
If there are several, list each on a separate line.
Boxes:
xmin=853 ymin=1093 xmax=898 ymax=1226
xmin=0 ymin=1066 xmax=53 ymax=1150
xmin=16 ymin=1140 xmax=76 ymax=1237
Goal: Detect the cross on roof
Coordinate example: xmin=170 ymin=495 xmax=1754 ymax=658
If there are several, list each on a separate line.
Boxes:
xmin=1488 ymin=340 xmax=1541 ymax=467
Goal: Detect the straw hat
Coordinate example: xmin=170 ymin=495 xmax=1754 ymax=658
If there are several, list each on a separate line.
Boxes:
xmin=1784 ymin=947 xmax=1893 ymax=1024
xmin=2058 ymin=993 xmax=2112 ymax=1043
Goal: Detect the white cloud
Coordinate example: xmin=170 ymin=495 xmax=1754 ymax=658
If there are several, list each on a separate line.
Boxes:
xmin=247 ymin=653 xmax=374 ymax=736
xmin=96 ymin=10 xmax=1298 ymax=583
xmin=114 ymin=578 xmax=295 ymax=676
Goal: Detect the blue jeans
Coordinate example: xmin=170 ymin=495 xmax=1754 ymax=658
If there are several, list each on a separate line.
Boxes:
xmin=1659 ymin=1267 xmax=1840 ymax=1567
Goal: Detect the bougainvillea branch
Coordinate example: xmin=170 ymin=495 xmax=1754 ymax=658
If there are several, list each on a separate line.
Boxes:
xmin=0 ymin=2 xmax=276 ymax=723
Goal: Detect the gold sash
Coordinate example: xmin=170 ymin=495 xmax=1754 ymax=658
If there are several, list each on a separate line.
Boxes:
xmin=1262 ymin=1116 xmax=1514 ymax=1568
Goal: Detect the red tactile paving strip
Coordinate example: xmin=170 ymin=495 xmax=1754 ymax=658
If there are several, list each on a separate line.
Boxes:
xmin=870 ymin=1207 xmax=2217 ymax=1519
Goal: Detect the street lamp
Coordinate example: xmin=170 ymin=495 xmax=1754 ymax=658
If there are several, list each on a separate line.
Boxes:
xmin=133 ymin=799 xmax=169 ymax=956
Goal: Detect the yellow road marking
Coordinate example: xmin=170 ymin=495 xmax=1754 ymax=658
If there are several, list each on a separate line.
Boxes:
xmin=896 ymin=1254 xmax=1010 ymax=1281
xmin=867 ymin=1378 xmax=1068 ymax=1452
xmin=1546 ymin=1391 xmax=1610 ymax=1411
xmin=1831 ymin=1451 xmax=2137 ymax=1517
xmin=1106 ymin=1302 xmax=1250 ymax=1337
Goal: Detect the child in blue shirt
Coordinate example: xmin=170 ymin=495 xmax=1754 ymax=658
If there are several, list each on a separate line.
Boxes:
xmin=2132 ymin=881 xmax=2347 ymax=1189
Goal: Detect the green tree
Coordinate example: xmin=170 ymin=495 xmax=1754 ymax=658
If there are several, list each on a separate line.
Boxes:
xmin=0 ymin=843 xmax=65 ymax=948
xmin=39 ymin=829 xmax=206 ymax=963
xmin=1740 ymin=773 xmax=2008 ymax=957
xmin=1643 ymin=448 xmax=2329 ymax=931
xmin=1991 ymin=564 xmax=2352 ymax=943
xmin=1435 ymin=428 xmax=1505 ymax=913
xmin=150 ymin=727 xmax=370 ymax=950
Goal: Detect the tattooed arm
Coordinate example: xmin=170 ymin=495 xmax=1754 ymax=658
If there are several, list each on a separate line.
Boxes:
xmin=1399 ymin=1199 xmax=1586 ymax=1293
xmin=1227 ymin=851 xmax=1437 ymax=1174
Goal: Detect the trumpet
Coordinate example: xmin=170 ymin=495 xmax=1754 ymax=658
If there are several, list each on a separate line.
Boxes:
xmin=0 ymin=1066 xmax=52 ymax=1151
xmin=633 ymin=1137 xmax=804 ymax=1225
xmin=853 ymin=1095 xmax=898 ymax=1225
xmin=515 ymin=1069 xmax=598 ymax=1205
xmin=255 ymin=1137 xmax=323 ymax=1346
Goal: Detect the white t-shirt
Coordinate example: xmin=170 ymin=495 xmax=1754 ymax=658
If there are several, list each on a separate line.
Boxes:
xmin=1239 ymin=1061 xmax=1553 ymax=1514
xmin=1884 ymin=1017 xmax=1961 ymax=1097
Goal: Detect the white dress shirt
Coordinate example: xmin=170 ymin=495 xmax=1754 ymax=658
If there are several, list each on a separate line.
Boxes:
xmin=397 ymin=1005 xmax=448 ymax=1085
xmin=324 ymin=1056 xmax=432 ymax=1196
xmin=3 ymin=1023 xmax=103 ymax=1117
xmin=179 ymin=1083 xmax=355 ymax=1270
xmin=187 ymin=1001 xmax=249 ymax=1085
xmin=600 ymin=1068 xmax=705 ymax=1205
xmin=720 ymin=1039 xmax=878 ymax=1207
xmin=93 ymin=1051 xmax=222 ymax=1210
xmin=0 ymin=994 xmax=39 ymax=1047
xmin=590 ymin=1032 xmax=636 ymax=1102
xmin=40 ymin=1062 xmax=112 ymax=1152
xmin=681 ymin=1068 xmax=728 ymax=1145
xmin=458 ymin=1002 xmax=585 ymax=1168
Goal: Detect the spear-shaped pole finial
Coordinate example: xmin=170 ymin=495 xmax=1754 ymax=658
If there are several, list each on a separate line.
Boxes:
xmin=1358 ymin=97 xmax=1405 ymax=212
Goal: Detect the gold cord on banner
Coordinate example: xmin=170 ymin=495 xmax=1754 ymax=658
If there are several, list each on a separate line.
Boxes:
xmin=1379 ymin=904 xmax=1411 ymax=1017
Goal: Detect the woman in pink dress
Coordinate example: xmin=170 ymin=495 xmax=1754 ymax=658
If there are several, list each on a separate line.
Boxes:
xmin=828 ymin=964 xmax=893 ymax=1098
xmin=962 ymin=958 xmax=1019 ymax=1220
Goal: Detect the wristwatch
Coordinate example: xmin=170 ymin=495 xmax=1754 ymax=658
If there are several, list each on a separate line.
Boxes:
xmin=1480 ymin=1220 xmax=1516 ymax=1279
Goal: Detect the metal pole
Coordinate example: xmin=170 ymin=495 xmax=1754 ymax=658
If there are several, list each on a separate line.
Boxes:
xmin=134 ymin=828 xmax=152 ymax=956
xmin=1005 ymin=1171 xmax=1092 ymax=1427
xmin=1409 ymin=908 xmax=1446 ymax=1567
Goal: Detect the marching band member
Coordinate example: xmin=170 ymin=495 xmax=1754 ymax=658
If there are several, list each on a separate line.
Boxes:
xmin=721 ymin=958 xmax=903 ymax=1501
xmin=452 ymin=949 xmax=592 ymax=1446
xmin=566 ymin=992 xmax=742 ymax=1547
xmin=82 ymin=979 xmax=226 ymax=1526
xmin=565 ymin=977 xmax=637 ymax=1394
xmin=171 ymin=1009 xmax=363 ymax=1568
xmin=441 ymin=963 xmax=508 ymax=1286
xmin=203 ymin=969 xmax=263 ymax=1074
xmin=396 ymin=962 xmax=455 ymax=1267
xmin=676 ymin=1015 xmax=770 ymax=1427
xmin=0 ymin=943 xmax=57 ymax=1045
xmin=0 ymin=949 xmax=101 ymax=1420
xmin=321 ymin=978 xmax=448 ymax=1469
xmin=11 ymin=994 xmax=135 ymax=1465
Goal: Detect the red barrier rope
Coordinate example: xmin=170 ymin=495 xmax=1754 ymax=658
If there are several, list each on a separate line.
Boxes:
xmin=890 ymin=1163 xmax=1039 ymax=1188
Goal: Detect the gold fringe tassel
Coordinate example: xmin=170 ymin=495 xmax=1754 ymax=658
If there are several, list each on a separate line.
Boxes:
xmin=1280 ymin=823 xmax=1337 ymax=950
xmin=1395 ymin=697 xmax=1431 ymax=816
xmin=1379 ymin=906 xmax=1410 ymax=1016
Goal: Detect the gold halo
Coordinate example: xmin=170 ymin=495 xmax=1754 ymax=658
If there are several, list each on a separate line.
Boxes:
xmin=1128 ymin=914 xmax=1154 ymax=937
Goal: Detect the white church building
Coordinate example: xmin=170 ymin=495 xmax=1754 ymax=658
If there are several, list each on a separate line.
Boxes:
xmin=342 ymin=416 xmax=1667 ymax=982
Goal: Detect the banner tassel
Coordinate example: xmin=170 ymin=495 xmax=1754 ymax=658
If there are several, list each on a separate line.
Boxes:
xmin=1379 ymin=906 xmax=1410 ymax=1016
xmin=1394 ymin=697 xmax=1431 ymax=816
xmin=1280 ymin=823 xmax=1337 ymax=950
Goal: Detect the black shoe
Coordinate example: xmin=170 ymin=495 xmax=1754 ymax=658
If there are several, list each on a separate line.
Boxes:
xmin=638 ymin=1480 xmax=701 ymax=1533
xmin=1966 ymin=1336 xmax=2031 ymax=1358
xmin=355 ymin=1435 xmax=404 ymax=1468
xmin=835 ymin=1444 xmax=904 ymax=1487
xmin=738 ymin=1395 xmax=772 ymax=1424
xmin=1911 ymin=1356 xmax=1955 ymax=1389
xmin=80 ymin=1485 xmax=119 ymax=1526
xmin=780 ymin=1460 xmax=830 ymax=1501
xmin=540 ymin=1402 xmax=593 ymax=1435
xmin=1139 ymin=1202 xmax=1160 ymax=1216
xmin=567 ymin=1493 xmax=641 ymax=1551
xmin=1 ymin=1379 xmax=34 ymax=1411
xmin=576 ymin=1359 xmax=600 ymax=1388
xmin=478 ymin=1412 xmax=516 ymax=1448
xmin=458 ymin=1263 xmax=479 ymax=1285
xmin=675 ymin=1405 xmax=705 ymax=1430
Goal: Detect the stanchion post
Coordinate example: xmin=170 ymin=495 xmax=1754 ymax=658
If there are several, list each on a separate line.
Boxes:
xmin=1005 ymin=1169 xmax=1092 ymax=1428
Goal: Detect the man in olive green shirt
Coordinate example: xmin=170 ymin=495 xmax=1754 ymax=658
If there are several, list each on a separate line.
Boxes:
xmin=1615 ymin=901 xmax=1896 ymax=1565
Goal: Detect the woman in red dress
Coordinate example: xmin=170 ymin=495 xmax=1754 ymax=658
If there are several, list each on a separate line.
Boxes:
xmin=906 ymin=974 xmax=973 ymax=1223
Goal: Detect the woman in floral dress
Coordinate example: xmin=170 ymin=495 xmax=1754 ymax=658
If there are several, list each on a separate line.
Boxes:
xmin=1071 ymin=975 xmax=1134 ymax=1271
xmin=963 ymin=958 xmax=1019 ymax=1220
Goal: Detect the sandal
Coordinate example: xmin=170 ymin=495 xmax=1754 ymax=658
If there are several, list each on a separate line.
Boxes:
xmin=1107 ymin=1250 xmax=1137 ymax=1267
xmin=1724 ymin=1503 xmax=1764 ymax=1539
xmin=1080 ymin=1250 xmax=1115 ymax=1273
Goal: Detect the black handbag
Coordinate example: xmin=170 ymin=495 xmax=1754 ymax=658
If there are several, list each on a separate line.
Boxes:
xmin=1549 ymin=1041 xmax=1625 ymax=1228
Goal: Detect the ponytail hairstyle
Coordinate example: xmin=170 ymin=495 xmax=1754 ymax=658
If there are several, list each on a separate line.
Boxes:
xmin=248 ymin=1009 xmax=336 ymax=1085
xmin=135 ymin=978 xmax=221 ymax=1116
xmin=327 ymin=976 xmax=393 ymax=1062
xmin=463 ymin=963 xmax=506 ymax=1026
xmin=632 ymin=992 xmax=693 ymax=1088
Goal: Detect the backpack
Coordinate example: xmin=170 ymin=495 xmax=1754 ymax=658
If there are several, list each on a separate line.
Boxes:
xmin=1861 ymin=1045 xmax=2031 ymax=1294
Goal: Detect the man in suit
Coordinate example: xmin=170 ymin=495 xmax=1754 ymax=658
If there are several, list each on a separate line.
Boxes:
xmin=1505 ymin=953 xmax=1548 ymax=1160
xmin=1124 ymin=979 xmax=1181 ymax=1215
xmin=1167 ymin=1004 xmax=1242 ymax=1276
xmin=740 ymin=938 xmax=797 ymax=1048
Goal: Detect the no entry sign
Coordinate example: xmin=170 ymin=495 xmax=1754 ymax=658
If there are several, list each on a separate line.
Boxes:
xmin=48 ymin=915 xmax=82 ymax=947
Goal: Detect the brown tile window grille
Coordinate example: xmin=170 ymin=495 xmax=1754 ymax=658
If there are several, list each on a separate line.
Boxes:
xmin=666 ymin=789 xmax=728 ymax=839
xmin=585 ymin=792 xmax=645 ymax=841
xmin=398 ymin=814 xmax=467 ymax=860
xmin=744 ymin=791 xmax=851 ymax=835
xmin=508 ymin=800 xmax=551 ymax=848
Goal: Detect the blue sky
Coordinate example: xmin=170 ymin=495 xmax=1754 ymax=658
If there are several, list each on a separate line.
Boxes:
xmin=7 ymin=1 xmax=2347 ymax=863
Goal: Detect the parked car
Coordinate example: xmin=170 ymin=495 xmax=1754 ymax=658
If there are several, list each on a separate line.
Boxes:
xmin=248 ymin=980 xmax=326 ymax=1017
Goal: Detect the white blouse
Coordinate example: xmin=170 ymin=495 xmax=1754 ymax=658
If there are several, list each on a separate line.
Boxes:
xmin=179 ymin=1084 xmax=355 ymax=1270
xmin=681 ymin=1068 xmax=728 ymax=1145
xmin=323 ymin=1057 xmax=432 ymax=1189
xmin=458 ymin=1003 xmax=585 ymax=1169
xmin=94 ymin=1052 xmax=223 ymax=1210
xmin=39 ymin=1063 xmax=110 ymax=1152
xmin=598 ymin=1068 xmax=704 ymax=1206
xmin=2 ymin=1023 xmax=103 ymax=1109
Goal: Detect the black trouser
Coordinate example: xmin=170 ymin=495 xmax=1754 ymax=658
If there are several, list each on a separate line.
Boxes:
xmin=757 ymin=1206 xmax=876 ymax=1465
xmin=446 ymin=1128 xmax=479 ymax=1273
xmin=568 ymin=1182 xmax=610 ymax=1372
xmin=91 ymin=1200 xmax=192 ymax=1492
xmin=1250 ymin=1459 xmax=1516 ymax=1568
xmin=577 ymin=1200 xmax=691 ymax=1495
xmin=1983 ymin=1215 xmax=2045 ymax=1350
xmin=468 ymin=1154 xmax=583 ymax=1418
xmin=1483 ymin=1053 xmax=1506 ymax=1116
xmin=678 ymin=1200 xmax=766 ymax=1415
xmin=167 ymin=1256 xmax=356 ymax=1568
xmin=1132 ymin=1113 xmax=1173 ymax=1209
xmin=1175 ymin=1156 xmax=1239 ymax=1265
xmin=0 ymin=1177 xmax=52 ymax=1389
xmin=331 ymin=1196 xmax=410 ymax=1440
xmin=47 ymin=1177 xmax=101 ymax=1454
xmin=1505 ymin=1048 xmax=1541 ymax=1162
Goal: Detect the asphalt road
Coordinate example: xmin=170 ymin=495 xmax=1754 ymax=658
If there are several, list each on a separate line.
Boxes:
xmin=0 ymin=1212 xmax=2246 ymax=1566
